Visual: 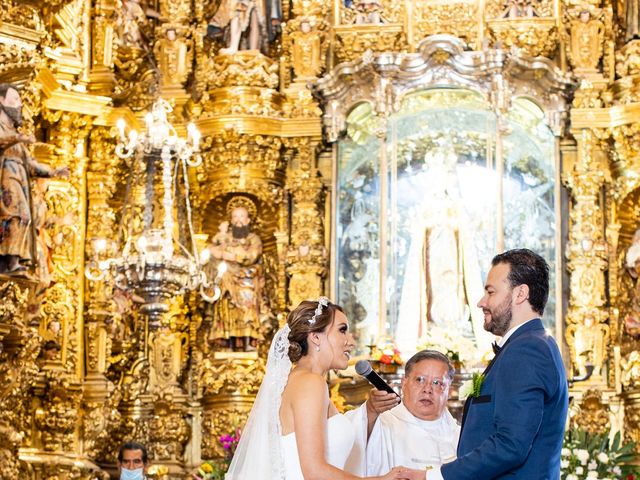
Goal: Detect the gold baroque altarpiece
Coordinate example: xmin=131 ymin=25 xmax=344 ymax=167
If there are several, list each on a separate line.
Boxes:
xmin=0 ymin=0 xmax=640 ymax=477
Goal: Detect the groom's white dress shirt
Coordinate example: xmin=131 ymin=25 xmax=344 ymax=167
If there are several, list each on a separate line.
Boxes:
xmin=345 ymin=402 xmax=460 ymax=475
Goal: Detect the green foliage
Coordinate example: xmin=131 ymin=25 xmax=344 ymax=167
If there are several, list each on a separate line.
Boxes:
xmin=471 ymin=372 xmax=484 ymax=397
xmin=561 ymin=428 xmax=640 ymax=480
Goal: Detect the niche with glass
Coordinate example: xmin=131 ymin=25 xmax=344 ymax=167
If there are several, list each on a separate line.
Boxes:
xmin=334 ymin=87 xmax=558 ymax=364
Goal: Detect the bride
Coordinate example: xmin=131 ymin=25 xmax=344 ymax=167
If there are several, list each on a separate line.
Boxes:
xmin=226 ymin=298 xmax=424 ymax=480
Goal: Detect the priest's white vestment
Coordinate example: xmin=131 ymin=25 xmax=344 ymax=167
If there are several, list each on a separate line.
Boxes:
xmin=344 ymin=403 xmax=460 ymax=475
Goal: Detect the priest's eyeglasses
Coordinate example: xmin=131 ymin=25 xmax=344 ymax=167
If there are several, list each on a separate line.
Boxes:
xmin=411 ymin=376 xmax=449 ymax=391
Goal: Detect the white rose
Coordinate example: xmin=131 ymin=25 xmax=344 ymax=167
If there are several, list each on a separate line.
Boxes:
xmin=576 ymin=449 xmax=589 ymax=465
xmin=576 ymin=466 xmax=583 ymax=475
xmin=588 ymin=460 xmax=597 ymax=470
xmin=566 ymin=474 xmax=578 ymax=480
xmin=596 ymin=452 xmax=608 ymax=464
xmin=561 ymin=460 xmax=569 ymax=469
xmin=586 ymin=471 xmax=599 ymax=479
xmin=562 ymin=448 xmax=571 ymax=457
xmin=613 ymin=466 xmax=622 ymax=475
xmin=459 ymin=379 xmax=474 ymax=401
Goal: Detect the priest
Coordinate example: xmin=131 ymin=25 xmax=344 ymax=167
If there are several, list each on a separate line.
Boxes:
xmin=346 ymin=350 xmax=460 ymax=475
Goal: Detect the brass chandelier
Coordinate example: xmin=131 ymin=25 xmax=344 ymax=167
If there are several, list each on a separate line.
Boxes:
xmin=85 ymin=99 xmax=219 ymax=328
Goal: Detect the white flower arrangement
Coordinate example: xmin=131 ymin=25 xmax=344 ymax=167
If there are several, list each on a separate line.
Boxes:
xmin=417 ymin=325 xmax=481 ymax=367
xmin=561 ymin=428 xmax=639 ymax=480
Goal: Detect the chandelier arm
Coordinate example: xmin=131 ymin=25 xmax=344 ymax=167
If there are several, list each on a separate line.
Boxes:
xmin=179 ymin=156 xmax=201 ymax=267
xmin=117 ymin=156 xmax=136 ymax=246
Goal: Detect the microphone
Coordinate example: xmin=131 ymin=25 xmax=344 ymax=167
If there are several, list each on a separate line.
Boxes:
xmin=355 ymin=360 xmax=400 ymax=397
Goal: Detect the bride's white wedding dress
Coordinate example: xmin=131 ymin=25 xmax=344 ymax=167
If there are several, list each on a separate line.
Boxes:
xmin=226 ymin=325 xmax=360 ymax=479
xmin=281 ymin=414 xmax=356 ymax=479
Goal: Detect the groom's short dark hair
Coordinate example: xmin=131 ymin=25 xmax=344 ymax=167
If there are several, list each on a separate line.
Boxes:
xmin=492 ymin=248 xmax=549 ymax=315
xmin=405 ymin=350 xmax=454 ymax=381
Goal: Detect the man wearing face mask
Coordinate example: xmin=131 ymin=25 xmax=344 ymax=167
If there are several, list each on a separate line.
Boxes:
xmin=117 ymin=441 xmax=149 ymax=480
xmin=0 ymin=83 xmax=68 ymax=274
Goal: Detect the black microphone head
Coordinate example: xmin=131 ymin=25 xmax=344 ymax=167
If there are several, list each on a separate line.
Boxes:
xmin=355 ymin=360 xmax=372 ymax=376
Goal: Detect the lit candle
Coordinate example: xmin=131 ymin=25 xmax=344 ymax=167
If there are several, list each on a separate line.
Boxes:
xmin=116 ymin=118 xmax=126 ymax=141
xmin=614 ymin=345 xmax=621 ymax=394
xmin=145 ymin=112 xmax=153 ymax=132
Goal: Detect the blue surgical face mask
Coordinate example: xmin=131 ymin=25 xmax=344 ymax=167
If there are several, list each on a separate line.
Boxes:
xmin=120 ymin=467 xmax=144 ymax=480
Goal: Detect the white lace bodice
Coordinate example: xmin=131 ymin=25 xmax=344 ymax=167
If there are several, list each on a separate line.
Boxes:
xmin=280 ymin=414 xmax=356 ymax=479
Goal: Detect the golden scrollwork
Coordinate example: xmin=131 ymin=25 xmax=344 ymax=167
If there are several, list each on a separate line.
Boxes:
xmin=207 ymin=51 xmax=279 ymax=90
xmin=200 ymin=356 xmax=265 ymax=396
xmin=148 ymin=397 xmax=191 ymax=471
xmin=488 ymin=19 xmax=558 ymax=58
xmin=570 ymin=388 xmax=611 ymax=434
xmin=333 ymin=27 xmax=405 ymax=64
xmin=624 ymin=401 xmax=640 ymax=447
xmin=415 ymin=2 xmax=478 ymax=48
xmin=622 ymin=351 xmax=640 ymax=389
xmin=34 ymin=371 xmax=83 ymax=452
xmin=563 ymin=129 xmax=610 ymax=381
xmin=616 ymin=40 xmax=640 ymax=79
xmin=201 ymin=405 xmax=251 ymax=459
xmin=564 ymin=5 xmax=607 ymax=75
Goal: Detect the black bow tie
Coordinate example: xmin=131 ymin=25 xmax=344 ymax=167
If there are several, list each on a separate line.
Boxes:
xmin=492 ymin=341 xmax=502 ymax=355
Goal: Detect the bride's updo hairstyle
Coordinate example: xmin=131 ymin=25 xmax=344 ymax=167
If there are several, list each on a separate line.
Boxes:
xmin=287 ymin=299 xmax=344 ymax=362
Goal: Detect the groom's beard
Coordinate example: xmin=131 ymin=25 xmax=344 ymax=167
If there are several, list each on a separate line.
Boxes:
xmin=483 ymin=295 xmax=512 ymax=336
xmin=0 ymin=105 xmax=22 ymax=127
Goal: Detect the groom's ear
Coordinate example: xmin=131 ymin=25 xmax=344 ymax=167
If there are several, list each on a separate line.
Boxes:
xmin=513 ymin=284 xmax=529 ymax=306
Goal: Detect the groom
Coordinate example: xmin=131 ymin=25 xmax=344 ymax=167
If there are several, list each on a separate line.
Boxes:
xmin=428 ymin=248 xmax=568 ymax=479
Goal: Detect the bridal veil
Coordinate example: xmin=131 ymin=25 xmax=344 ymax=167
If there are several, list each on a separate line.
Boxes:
xmin=225 ymin=324 xmax=292 ymax=479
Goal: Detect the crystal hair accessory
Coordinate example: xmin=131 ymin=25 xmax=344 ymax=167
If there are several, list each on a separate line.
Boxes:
xmin=309 ymin=296 xmax=329 ymax=325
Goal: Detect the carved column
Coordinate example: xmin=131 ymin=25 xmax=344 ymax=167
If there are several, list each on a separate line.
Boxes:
xmin=563 ymin=129 xmax=610 ymax=385
xmin=25 ymin=111 xmax=96 ymax=475
xmin=84 ymin=127 xmax=119 ymax=400
xmin=0 ymin=280 xmax=39 ymax=479
xmin=199 ymin=355 xmax=265 ymax=460
xmin=82 ymin=126 xmax=124 ymax=463
xmin=147 ymin=317 xmax=191 ymax=475
xmin=285 ymin=138 xmax=328 ymax=306
xmin=89 ymin=0 xmax=117 ymax=94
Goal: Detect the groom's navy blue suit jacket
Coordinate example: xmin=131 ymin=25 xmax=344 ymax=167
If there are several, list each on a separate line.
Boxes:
xmin=441 ymin=318 xmax=568 ymax=479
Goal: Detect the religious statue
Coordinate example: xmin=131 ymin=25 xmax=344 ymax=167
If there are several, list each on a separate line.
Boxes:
xmin=569 ymin=313 xmax=608 ymax=378
xmin=207 ymin=203 xmax=270 ymax=351
xmin=395 ymin=145 xmax=493 ymax=356
xmin=625 ymin=0 xmax=640 ymax=42
xmin=153 ymin=27 xmax=193 ymax=89
xmin=290 ymin=19 xmax=325 ymax=81
xmin=32 ymin=178 xmax=54 ymax=294
xmin=502 ymin=0 xmax=538 ymax=18
xmin=625 ymin=228 xmax=640 ymax=337
xmin=118 ymin=0 xmax=147 ymax=47
xmin=354 ymin=0 xmax=383 ymax=24
xmin=207 ymin=0 xmax=282 ymax=55
xmin=0 ymin=84 xmax=69 ymax=275
xmin=568 ymin=8 xmax=605 ymax=72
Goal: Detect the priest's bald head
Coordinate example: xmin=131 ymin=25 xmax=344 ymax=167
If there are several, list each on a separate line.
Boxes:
xmin=401 ymin=350 xmax=454 ymax=421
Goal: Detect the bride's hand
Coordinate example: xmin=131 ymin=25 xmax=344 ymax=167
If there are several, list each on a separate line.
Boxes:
xmin=382 ymin=466 xmax=426 ymax=480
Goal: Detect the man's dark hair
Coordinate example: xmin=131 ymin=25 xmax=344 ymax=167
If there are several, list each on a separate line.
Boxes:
xmin=405 ymin=349 xmax=455 ymax=381
xmin=0 ymin=83 xmax=17 ymax=98
xmin=492 ymin=248 xmax=549 ymax=315
xmin=117 ymin=441 xmax=148 ymax=464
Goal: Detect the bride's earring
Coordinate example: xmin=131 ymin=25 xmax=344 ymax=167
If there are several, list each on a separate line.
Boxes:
xmin=316 ymin=344 xmax=320 ymax=352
